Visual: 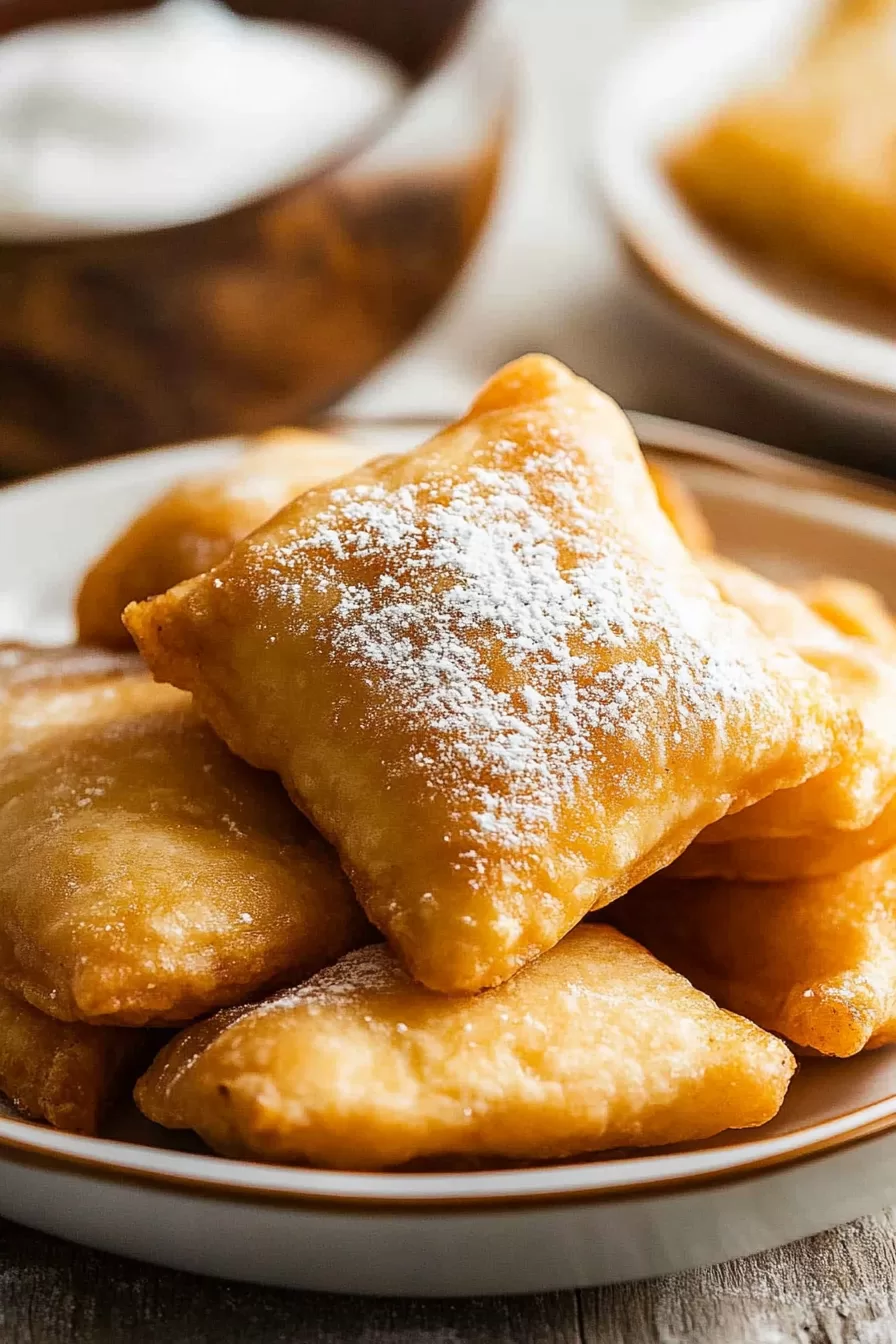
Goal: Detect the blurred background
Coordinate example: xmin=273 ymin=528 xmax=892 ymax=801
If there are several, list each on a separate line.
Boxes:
xmin=0 ymin=0 xmax=892 ymax=478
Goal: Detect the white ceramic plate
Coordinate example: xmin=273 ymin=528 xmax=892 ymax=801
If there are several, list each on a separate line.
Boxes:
xmin=2 ymin=421 xmax=896 ymax=1297
xmin=592 ymin=0 xmax=896 ymax=429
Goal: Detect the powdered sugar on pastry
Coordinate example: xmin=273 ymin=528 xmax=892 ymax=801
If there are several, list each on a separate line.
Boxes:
xmin=126 ymin=355 xmax=850 ymax=991
xmin=255 ymin=438 xmax=816 ymax=855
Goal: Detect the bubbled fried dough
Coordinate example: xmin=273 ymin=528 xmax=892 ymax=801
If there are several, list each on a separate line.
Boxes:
xmin=135 ymin=926 xmax=795 ymax=1170
xmin=613 ymin=848 xmax=896 ymax=1058
xmin=0 ymin=985 xmax=148 ymax=1135
xmin=700 ymin=557 xmax=895 ymax=840
xmin=126 ymin=354 xmax=850 ymax=994
xmin=0 ymin=669 xmax=371 ymax=1026
xmin=77 ymin=428 xmax=380 ymax=649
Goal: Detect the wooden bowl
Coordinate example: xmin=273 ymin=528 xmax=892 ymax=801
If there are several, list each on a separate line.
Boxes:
xmin=0 ymin=0 xmax=511 ymax=475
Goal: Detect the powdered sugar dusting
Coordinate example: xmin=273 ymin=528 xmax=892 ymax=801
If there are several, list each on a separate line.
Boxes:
xmin=253 ymin=944 xmax=401 ymax=1017
xmin=160 ymin=946 xmax=401 ymax=1090
xmin=247 ymin=431 xmax=809 ymax=870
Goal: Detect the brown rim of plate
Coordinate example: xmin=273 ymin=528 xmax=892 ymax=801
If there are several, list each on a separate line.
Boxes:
xmin=0 ymin=413 xmax=894 ymax=1212
xmin=3 ymin=1091 xmax=896 ymax=1212
xmin=621 ymin=236 xmax=896 ymax=406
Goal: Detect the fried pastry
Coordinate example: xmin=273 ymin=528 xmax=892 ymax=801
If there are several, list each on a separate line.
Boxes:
xmin=77 ymin=428 xmax=378 ymax=648
xmin=126 ymin=355 xmax=849 ymax=993
xmin=612 ymin=847 xmax=896 ymax=1057
xmin=800 ymin=576 xmax=896 ymax=655
xmin=0 ymin=641 xmax=147 ymax=752
xmin=0 ymin=985 xmax=148 ymax=1134
xmin=700 ymin=556 xmax=896 ymax=839
xmin=0 ymin=661 xmax=370 ymax=1026
xmin=667 ymin=0 xmax=896 ymax=297
xmin=135 ymin=925 xmax=795 ymax=1169
xmin=673 ymin=789 xmax=896 ymax=882
xmin=647 ymin=461 xmax=714 ymax=553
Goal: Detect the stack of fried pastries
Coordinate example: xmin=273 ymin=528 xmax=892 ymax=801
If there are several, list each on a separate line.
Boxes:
xmin=2 ymin=355 xmax=893 ymax=1170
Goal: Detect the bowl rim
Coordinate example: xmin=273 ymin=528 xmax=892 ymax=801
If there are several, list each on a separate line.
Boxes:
xmin=0 ymin=0 xmax=509 ymax=248
xmin=1 ymin=411 xmax=896 ymax=1211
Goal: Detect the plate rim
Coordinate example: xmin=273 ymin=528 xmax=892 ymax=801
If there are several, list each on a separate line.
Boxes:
xmin=4 ymin=1088 xmax=896 ymax=1211
xmin=1 ymin=420 xmax=896 ymax=1212
xmin=591 ymin=0 xmax=896 ymax=402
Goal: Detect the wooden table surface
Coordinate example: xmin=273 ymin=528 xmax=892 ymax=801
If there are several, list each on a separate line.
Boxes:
xmin=3 ymin=1209 xmax=895 ymax=1343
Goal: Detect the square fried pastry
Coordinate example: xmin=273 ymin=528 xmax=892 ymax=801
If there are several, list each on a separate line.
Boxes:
xmin=612 ymin=846 xmax=896 ymax=1057
xmin=0 ymin=985 xmax=148 ymax=1134
xmin=135 ymin=925 xmax=795 ymax=1169
xmin=0 ymin=650 xmax=370 ymax=1026
xmin=126 ymin=354 xmax=850 ymax=993
xmin=667 ymin=0 xmax=896 ymax=297
xmin=77 ymin=428 xmax=379 ymax=649
xmin=699 ymin=556 xmax=896 ymax=841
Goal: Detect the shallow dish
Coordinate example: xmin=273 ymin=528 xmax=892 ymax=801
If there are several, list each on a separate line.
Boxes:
xmin=1 ymin=417 xmax=896 ymax=1296
xmin=592 ymin=0 xmax=896 ymax=432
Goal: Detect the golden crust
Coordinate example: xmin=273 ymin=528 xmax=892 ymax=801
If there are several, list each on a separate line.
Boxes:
xmin=612 ymin=847 xmax=896 ymax=1057
xmin=667 ymin=0 xmax=896 ymax=297
xmin=77 ymin=429 xmax=379 ymax=649
xmin=0 ymin=984 xmax=148 ymax=1134
xmin=646 ymin=462 xmax=714 ymax=553
xmin=135 ymin=925 xmax=795 ymax=1169
xmin=0 ymin=650 xmax=370 ymax=1026
xmin=673 ymin=789 xmax=896 ymax=882
xmin=126 ymin=355 xmax=850 ymax=993
xmin=701 ymin=556 xmax=894 ymax=839
xmin=0 ymin=642 xmax=149 ymax=751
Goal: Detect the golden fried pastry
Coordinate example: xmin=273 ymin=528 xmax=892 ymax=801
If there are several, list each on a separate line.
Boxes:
xmin=0 ymin=643 xmax=139 ymax=690
xmin=612 ymin=846 xmax=896 ymax=1057
xmin=673 ymin=790 xmax=896 ymax=882
xmin=701 ymin=556 xmax=896 ymax=839
xmin=668 ymin=0 xmax=896 ymax=297
xmin=0 ymin=985 xmax=148 ymax=1134
xmin=0 ymin=642 xmax=146 ymax=752
xmin=77 ymin=428 xmax=379 ymax=649
xmin=136 ymin=925 xmax=795 ymax=1169
xmin=800 ymin=576 xmax=896 ymax=655
xmin=0 ymin=665 xmax=370 ymax=1026
xmin=126 ymin=355 xmax=850 ymax=993
xmin=647 ymin=461 xmax=714 ymax=553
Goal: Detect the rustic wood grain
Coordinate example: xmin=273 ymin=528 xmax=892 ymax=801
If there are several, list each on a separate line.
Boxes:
xmin=2 ymin=1211 xmax=896 ymax=1343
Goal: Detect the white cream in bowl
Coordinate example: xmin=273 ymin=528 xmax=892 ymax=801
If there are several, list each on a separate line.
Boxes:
xmin=0 ymin=0 xmax=405 ymax=238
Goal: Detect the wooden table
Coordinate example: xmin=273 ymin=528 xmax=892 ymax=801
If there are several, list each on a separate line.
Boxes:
xmin=3 ymin=1210 xmax=894 ymax=1342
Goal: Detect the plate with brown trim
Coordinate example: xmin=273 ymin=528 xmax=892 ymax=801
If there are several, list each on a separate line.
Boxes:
xmin=1 ymin=417 xmax=896 ymax=1296
xmin=592 ymin=0 xmax=896 ymax=433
